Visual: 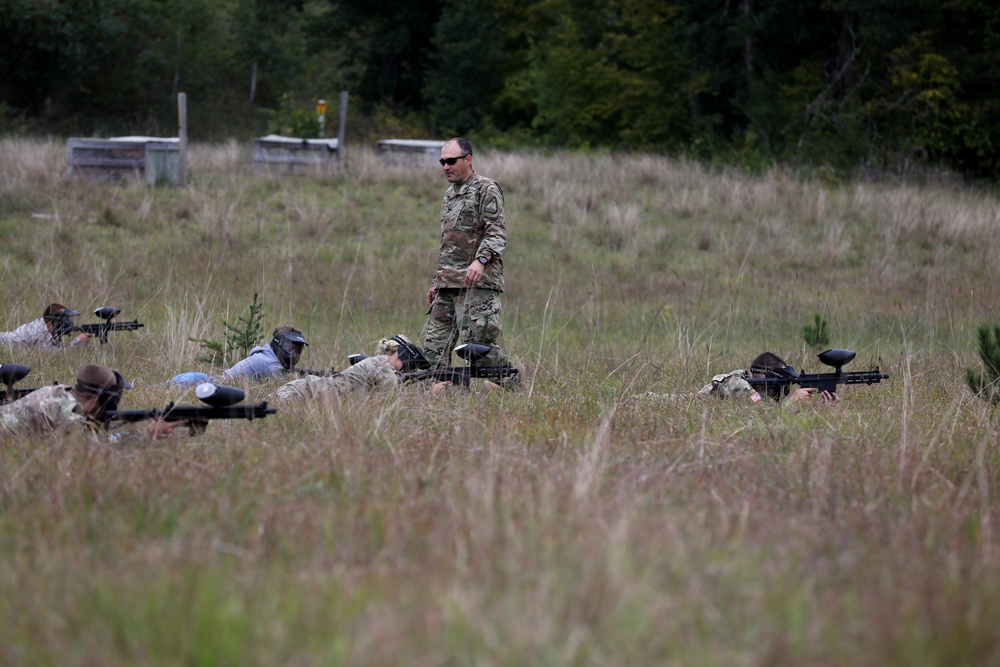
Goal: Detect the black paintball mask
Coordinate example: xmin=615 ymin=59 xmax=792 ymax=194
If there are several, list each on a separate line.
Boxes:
xmin=44 ymin=308 xmax=80 ymax=338
xmin=74 ymin=370 xmax=131 ymax=413
xmin=392 ymin=335 xmax=431 ymax=372
xmin=270 ymin=330 xmax=308 ymax=370
xmin=749 ymin=364 xmax=793 ymax=402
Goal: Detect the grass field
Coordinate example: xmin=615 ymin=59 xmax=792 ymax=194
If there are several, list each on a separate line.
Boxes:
xmin=2 ymin=137 xmax=1000 ymax=665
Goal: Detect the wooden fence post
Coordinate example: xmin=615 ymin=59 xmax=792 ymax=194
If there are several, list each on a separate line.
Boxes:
xmin=178 ymin=92 xmax=188 ymax=185
xmin=337 ymin=90 xmax=348 ymax=165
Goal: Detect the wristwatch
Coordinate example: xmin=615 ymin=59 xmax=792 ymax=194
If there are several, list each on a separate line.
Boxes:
xmin=477 ymin=256 xmax=488 ymax=265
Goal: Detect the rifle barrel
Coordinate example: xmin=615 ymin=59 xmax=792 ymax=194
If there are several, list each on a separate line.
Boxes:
xmin=74 ymin=320 xmax=145 ymax=343
xmin=402 ymin=365 xmax=519 ymax=388
xmin=0 ymin=387 xmax=41 ymax=403
xmin=106 ymin=402 xmax=276 ymax=426
xmin=747 ymin=369 xmax=889 ymax=391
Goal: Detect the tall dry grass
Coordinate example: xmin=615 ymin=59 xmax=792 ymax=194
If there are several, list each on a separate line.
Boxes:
xmin=1 ymin=138 xmax=1000 ymax=664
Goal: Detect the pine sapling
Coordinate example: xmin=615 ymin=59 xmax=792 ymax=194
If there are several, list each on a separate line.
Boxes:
xmin=966 ymin=324 xmax=1000 ymax=403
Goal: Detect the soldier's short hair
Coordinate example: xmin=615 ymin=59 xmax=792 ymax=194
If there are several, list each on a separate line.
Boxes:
xmin=749 ymin=352 xmax=787 ymax=375
xmin=448 ymin=137 xmax=473 ymax=157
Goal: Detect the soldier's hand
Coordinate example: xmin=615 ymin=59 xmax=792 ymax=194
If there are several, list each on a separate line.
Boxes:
xmin=464 ymin=261 xmax=484 ymax=287
xmin=146 ymin=418 xmax=187 ymax=440
xmin=430 ymin=381 xmax=452 ymax=396
xmin=788 ymin=387 xmax=817 ymax=403
xmin=789 ymin=387 xmax=841 ymax=404
xmin=426 ymin=287 xmax=437 ymax=306
xmin=819 ymin=390 xmax=840 ymax=404
xmin=70 ymin=332 xmax=91 ymax=347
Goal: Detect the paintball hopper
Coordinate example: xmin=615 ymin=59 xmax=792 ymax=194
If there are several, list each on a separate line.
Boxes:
xmin=817 ymin=348 xmax=856 ymax=372
xmin=78 ymin=306 xmax=144 ymax=344
xmin=348 ymin=353 xmax=367 ymax=366
xmin=0 ymin=363 xmax=31 ymax=393
xmin=455 ymin=343 xmax=492 ymax=364
xmin=195 ymin=383 xmax=246 ymax=408
xmin=94 ymin=306 xmax=121 ymax=321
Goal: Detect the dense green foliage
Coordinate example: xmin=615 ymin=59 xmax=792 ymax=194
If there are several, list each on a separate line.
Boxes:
xmin=1 ymin=0 xmax=998 ymax=176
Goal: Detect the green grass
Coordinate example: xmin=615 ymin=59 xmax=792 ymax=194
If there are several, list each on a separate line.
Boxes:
xmin=2 ymin=139 xmax=1000 ymax=665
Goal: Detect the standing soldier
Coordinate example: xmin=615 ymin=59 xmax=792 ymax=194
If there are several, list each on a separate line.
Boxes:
xmin=423 ymin=137 xmax=517 ymax=387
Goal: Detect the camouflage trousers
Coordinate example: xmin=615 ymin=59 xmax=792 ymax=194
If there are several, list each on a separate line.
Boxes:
xmin=423 ymin=288 xmax=518 ymax=387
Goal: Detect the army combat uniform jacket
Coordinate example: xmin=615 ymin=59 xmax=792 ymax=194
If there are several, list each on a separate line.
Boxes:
xmin=276 ymin=355 xmax=400 ymax=402
xmin=0 ymin=385 xmax=88 ymax=436
xmin=432 ymin=170 xmax=506 ymax=293
xmin=697 ymin=369 xmax=760 ymax=400
xmin=0 ymin=317 xmax=55 ymax=348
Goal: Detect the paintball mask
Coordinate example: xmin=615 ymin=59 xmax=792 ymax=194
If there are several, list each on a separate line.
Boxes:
xmin=748 ymin=365 xmax=793 ymax=402
xmin=270 ymin=330 xmax=308 ymax=370
xmin=392 ymin=335 xmax=431 ymax=372
xmin=44 ymin=307 xmax=80 ymax=338
xmin=74 ymin=369 xmax=131 ymax=412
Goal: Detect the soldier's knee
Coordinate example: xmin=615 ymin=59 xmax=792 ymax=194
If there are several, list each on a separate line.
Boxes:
xmin=462 ymin=317 xmax=502 ymax=346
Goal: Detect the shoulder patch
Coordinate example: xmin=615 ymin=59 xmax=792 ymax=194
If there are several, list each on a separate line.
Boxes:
xmin=484 ymin=197 xmax=499 ymax=215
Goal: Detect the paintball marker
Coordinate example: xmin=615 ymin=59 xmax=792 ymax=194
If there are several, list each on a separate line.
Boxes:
xmin=347 ymin=344 xmax=519 ymax=388
xmin=746 ymin=348 xmax=888 ymax=397
xmin=0 ymin=363 xmax=38 ymax=403
xmin=72 ymin=307 xmax=145 ymax=344
xmin=104 ymin=382 xmax=276 ymax=435
xmin=405 ymin=343 xmax=519 ymax=388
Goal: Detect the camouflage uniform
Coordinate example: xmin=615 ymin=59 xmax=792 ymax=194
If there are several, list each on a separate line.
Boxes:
xmin=696 ymin=369 xmax=761 ymax=400
xmin=0 ymin=385 xmax=89 ymax=436
xmin=423 ymin=170 xmax=515 ymax=372
xmin=0 ymin=318 xmax=56 ymax=348
xmin=276 ymin=355 xmax=400 ymax=402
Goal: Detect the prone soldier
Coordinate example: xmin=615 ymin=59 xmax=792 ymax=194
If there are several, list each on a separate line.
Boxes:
xmin=276 ymin=334 xmax=451 ymax=401
xmin=0 ymin=364 xmax=183 ymax=438
xmin=0 ymin=303 xmax=91 ymax=349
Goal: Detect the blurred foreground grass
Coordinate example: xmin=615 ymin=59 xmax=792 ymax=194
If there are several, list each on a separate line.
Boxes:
xmin=1 ymin=139 xmax=1000 ymax=665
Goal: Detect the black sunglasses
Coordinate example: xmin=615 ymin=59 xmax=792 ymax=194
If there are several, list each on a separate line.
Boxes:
xmin=439 ymin=154 xmax=468 ymax=166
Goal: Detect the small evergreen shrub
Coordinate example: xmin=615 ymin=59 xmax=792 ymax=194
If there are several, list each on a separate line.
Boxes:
xmin=966 ymin=324 xmax=1000 ymax=403
xmin=803 ymin=314 xmax=831 ymax=348
xmin=190 ymin=293 xmax=265 ymax=367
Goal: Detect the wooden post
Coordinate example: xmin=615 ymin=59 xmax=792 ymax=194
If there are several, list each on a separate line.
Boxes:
xmin=337 ymin=90 xmax=348 ymax=165
xmin=178 ymin=92 xmax=188 ymax=186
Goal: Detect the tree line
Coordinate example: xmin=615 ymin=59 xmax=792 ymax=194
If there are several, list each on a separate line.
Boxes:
xmin=1 ymin=0 xmax=997 ymax=178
